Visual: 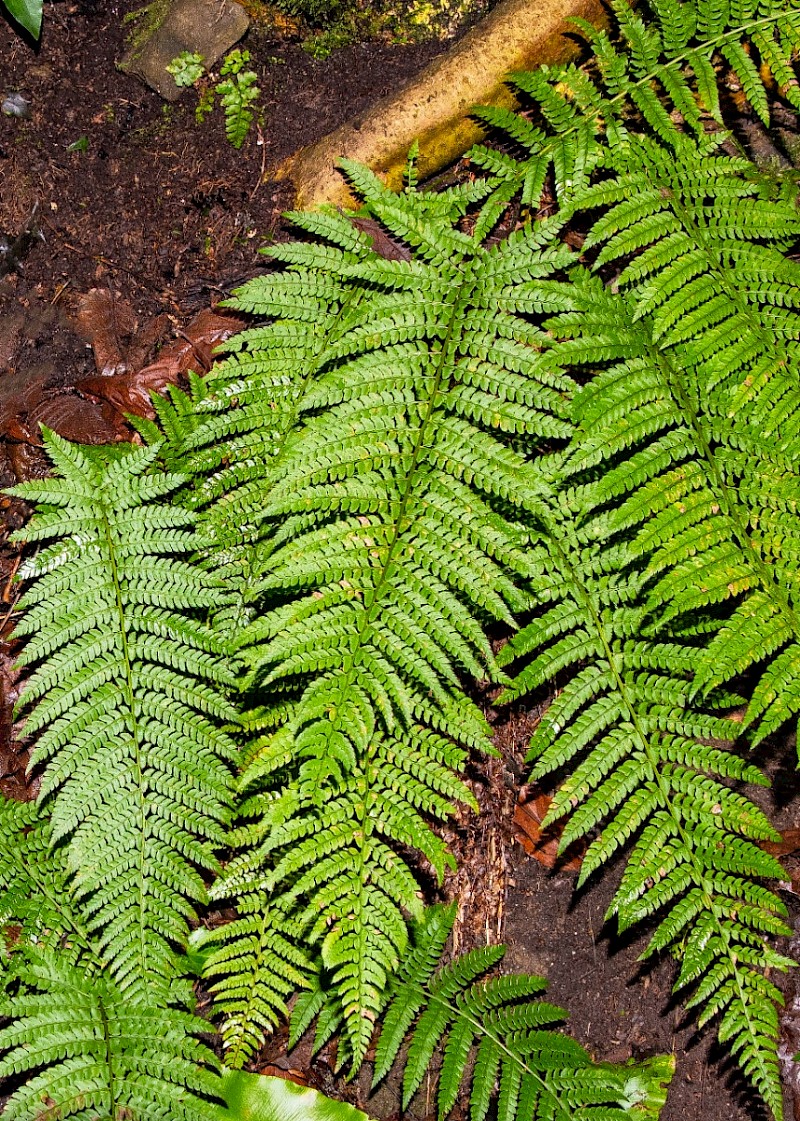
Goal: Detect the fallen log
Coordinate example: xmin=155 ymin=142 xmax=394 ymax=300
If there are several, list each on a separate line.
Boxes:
xmin=274 ymin=0 xmax=607 ymax=209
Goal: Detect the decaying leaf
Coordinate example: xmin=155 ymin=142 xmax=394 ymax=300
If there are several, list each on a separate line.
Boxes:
xmin=26 ymin=396 xmax=128 ymax=445
xmin=77 ymin=307 xmax=244 ymax=418
xmin=513 ymin=789 xmax=584 ymax=872
xmin=762 ymin=828 xmax=800 ymax=857
xmin=74 ymin=288 xmax=138 ymax=377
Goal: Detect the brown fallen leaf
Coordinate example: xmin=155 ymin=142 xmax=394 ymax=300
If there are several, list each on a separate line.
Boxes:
xmin=10 ymin=395 xmax=128 ymax=445
xmin=77 ymin=366 xmax=183 ymax=418
xmin=74 ymin=288 xmax=138 ymax=377
xmin=513 ymin=789 xmax=584 ymax=873
xmin=77 ymin=307 xmax=245 ymax=419
xmin=255 ymin=1065 xmax=309 ymax=1087
xmin=761 ymin=827 xmax=800 ymax=857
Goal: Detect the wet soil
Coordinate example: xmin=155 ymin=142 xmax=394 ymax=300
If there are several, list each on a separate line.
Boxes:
xmin=1 ymin=4 xmax=799 ymax=1121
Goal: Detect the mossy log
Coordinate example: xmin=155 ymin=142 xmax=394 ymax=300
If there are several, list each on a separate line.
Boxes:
xmin=274 ymin=0 xmax=607 ymax=208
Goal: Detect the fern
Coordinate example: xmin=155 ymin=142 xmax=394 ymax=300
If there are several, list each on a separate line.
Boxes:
xmin=146 ymin=130 xmax=798 ymax=1107
xmin=371 ymin=905 xmax=674 ymax=1121
xmin=470 ymin=0 xmax=800 ymax=220
xmin=0 ymin=950 xmax=222 ymax=1120
xmin=559 ymin=136 xmax=800 ymax=747
xmin=9 ymin=432 xmax=238 ymax=1001
xmin=196 ymin=168 xmax=580 ymax=1066
xmin=216 ymin=49 xmax=260 ymax=149
xmin=4 ymin=0 xmax=800 ymax=1107
xmin=498 ymin=458 xmax=793 ymax=1116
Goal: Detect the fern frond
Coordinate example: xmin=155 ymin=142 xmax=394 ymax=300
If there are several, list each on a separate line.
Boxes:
xmin=470 ymin=0 xmax=800 ymax=224
xmin=558 ymin=135 xmax=800 ymax=748
xmin=499 ymin=475 xmax=792 ymax=1119
xmin=199 ymin=897 xmax=314 ymax=1069
xmin=372 ymin=905 xmax=674 ymax=1121
xmin=204 ymin=173 xmax=576 ymax=1064
xmin=10 ymin=432 xmax=237 ymax=1001
xmin=0 ymin=950 xmax=222 ymax=1120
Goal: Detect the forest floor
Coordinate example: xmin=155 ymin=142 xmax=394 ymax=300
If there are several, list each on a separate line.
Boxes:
xmin=1 ymin=3 xmax=799 ymax=1120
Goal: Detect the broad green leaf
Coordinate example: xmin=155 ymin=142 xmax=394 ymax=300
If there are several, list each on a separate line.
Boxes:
xmin=216 ymin=1069 xmax=374 ymax=1121
xmin=2 ymin=0 xmax=42 ymax=37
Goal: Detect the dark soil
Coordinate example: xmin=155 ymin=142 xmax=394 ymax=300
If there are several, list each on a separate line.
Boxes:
xmin=1 ymin=4 xmax=799 ymax=1121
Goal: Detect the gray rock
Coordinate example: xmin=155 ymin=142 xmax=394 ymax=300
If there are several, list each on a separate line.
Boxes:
xmin=120 ymin=0 xmax=249 ymax=102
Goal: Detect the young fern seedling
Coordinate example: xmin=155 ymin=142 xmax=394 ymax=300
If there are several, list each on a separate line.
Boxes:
xmin=168 ymin=47 xmax=261 ymax=149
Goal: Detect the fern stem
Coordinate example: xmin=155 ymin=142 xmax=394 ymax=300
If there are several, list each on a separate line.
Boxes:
xmin=96 ymin=987 xmax=119 ymax=1117
xmin=97 ymin=481 xmax=152 ymax=996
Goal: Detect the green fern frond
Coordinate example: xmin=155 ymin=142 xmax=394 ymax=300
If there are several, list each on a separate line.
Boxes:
xmin=199 ymin=898 xmax=314 ymax=1069
xmin=498 ymin=476 xmax=792 ymax=1119
xmin=470 ymin=0 xmax=800 ymax=222
xmin=10 ymin=431 xmax=238 ymax=1001
xmin=556 ymin=136 xmax=800 ymax=748
xmin=204 ymin=174 xmax=576 ymax=1064
xmin=0 ymin=950 xmax=222 ymax=1120
xmin=372 ymin=905 xmax=674 ymax=1121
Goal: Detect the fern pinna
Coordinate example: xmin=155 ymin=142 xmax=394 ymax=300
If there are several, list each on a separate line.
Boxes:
xmin=197 ymin=166 xmax=578 ymax=1066
xmin=9 ymin=433 xmax=238 ymax=1002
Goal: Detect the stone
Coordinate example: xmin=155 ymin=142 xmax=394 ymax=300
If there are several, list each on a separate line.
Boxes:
xmin=120 ymin=0 xmax=249 ymax=102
